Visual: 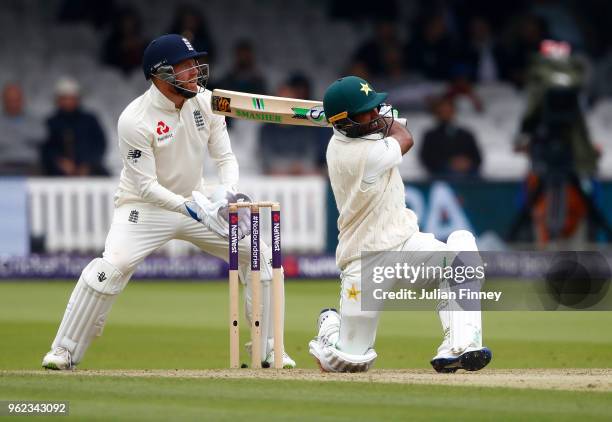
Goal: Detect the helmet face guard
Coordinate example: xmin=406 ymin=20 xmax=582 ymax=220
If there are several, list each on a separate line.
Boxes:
xmin=332 ymin=104 xmax=394 ymax=139
xmin=152 ymin=59 xmax=209 ymax=99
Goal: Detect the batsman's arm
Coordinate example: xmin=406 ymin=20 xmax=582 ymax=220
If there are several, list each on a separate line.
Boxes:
xmin=388 ymin=118 xmax=414 ymax=155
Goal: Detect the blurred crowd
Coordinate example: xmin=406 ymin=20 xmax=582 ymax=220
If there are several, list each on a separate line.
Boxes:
xmin=2 ymin=0 xmax=612 ymax=181
xmin=343 ymin=0 xmax=611 ymax=88
xmin=0 ymin=78 xmax=108 ymax=176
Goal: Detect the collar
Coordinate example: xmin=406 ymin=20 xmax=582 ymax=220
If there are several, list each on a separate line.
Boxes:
xmin=149 ymin=83 xmax=181 ymax=112
xmin=333 ymin=128 xmax=383 ymax=143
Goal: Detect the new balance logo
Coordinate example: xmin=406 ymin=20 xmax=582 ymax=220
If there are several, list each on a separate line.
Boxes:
xmin=127 ymin=149 xmax=142 ymax=163
xmin=97 ymin=272 xmax=107 ymax=283
xmin=128 ymin=210 xmax=139 ymax=224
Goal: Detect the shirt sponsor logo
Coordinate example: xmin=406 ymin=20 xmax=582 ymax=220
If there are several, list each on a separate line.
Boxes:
xmin=156 ymin=121 xmax=170 ymax=135
xmin=156 ymin=121 xmax=173 ymax=143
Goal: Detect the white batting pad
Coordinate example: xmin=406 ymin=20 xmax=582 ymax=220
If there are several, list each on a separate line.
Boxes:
xmin=51 ymin=258 xmax=128 ymax=365
xmin=309 ymin=339 xmax=377 ymax=373
xmin=437 ymin=230 xmax=483 ymax=356
xmin=242 ymin=245 xmax=282 ymax=358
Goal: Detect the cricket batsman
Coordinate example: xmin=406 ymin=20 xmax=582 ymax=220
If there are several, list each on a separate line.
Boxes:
xmin=42 ymin=34 xmax=295 ymax=369
xmin=308 ymin=76 xmax=492 ymax=373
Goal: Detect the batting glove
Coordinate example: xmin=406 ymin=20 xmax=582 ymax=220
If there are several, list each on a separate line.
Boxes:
xmin=379 ymin=104 xmax=408 ymax=127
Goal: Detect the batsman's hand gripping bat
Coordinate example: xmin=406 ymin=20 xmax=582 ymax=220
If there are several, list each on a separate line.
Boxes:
xmin=211 ymin=89 xmax=330 ymax=127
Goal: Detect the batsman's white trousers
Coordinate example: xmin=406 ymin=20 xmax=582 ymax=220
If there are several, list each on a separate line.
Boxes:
xmin=49 ymin=202 xmax=282 ymax=364
xmin=336 ymin=230 xmax=483 ymax=358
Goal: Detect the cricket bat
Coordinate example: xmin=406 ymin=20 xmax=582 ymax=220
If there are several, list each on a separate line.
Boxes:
xmin=211 ymin=89 xmax=330 ymax=127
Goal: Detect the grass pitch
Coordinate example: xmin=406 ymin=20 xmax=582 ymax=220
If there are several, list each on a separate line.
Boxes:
xmin=1 ymin=280 xmax=611 ymax=421
xmin=2 ymin=372 xmax=612 ymax=421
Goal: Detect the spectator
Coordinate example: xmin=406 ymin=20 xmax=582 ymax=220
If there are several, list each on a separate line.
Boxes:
xmin=497 ymin=14 xmax=549 ymax=87
xmin=101 ymin=7 xmax=147 ymax=75
xmin=590 ymin=49 xmax=612 ymax=101
xmin=460 ymin=16 xmax=501 ymax=83
xmin=40 ymin=78 xmax=108 ymax=176
xmin=216 ymin=40 xmax=267 ymax=95
xmin=419 ymin=97 xmax=482 ymax=178
xmin=259 ymin=73 xmax=330 ymax=175
xmin=169 ymin=4 xmax=215 ymax=64
xmin=404 ymin=13 xmax=455 ymax=80
xmin=443 ymin=67 xmax=484 ymax=113
xmin=0 ymin=83 xmax=44 ymax=175
xmin=351 ymin=20 xmax=404 ymax=78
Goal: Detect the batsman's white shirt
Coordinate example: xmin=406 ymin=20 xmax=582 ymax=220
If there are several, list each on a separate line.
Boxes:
xmin=326 ymin=129 xmax=448 ymax=355
xmin=115 ymin=83 xmax=238 ymax=212
xmin=327 ymin=129 xmax=419 ymax=269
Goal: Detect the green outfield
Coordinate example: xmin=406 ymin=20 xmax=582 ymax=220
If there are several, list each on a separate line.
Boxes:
xmin=1 ymin=280 xmax=611 ymax=421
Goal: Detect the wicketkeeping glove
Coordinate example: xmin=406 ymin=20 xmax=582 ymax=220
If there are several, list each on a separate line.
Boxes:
xmin=218 ymin=191 xmax=252 ymax=237
xmin=185 ymin=191 xmax=230 ymax=239
xmin=186 ymin=189 xmax=253 ymax=239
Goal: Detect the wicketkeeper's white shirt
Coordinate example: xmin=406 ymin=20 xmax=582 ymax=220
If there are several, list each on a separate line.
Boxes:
xmin=115 ymin=83 xmax=239 ymax=212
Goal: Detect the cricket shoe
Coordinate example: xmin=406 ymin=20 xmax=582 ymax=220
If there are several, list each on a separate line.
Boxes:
xmin=316 ymin=308 xmax=340 ymax=338
xmin=244 ymin=342 xmax=297 ymax=368
xmin=42 ymin=347 xmax=73 ymax=370
xmin=309 ymin=308 xmax=342 ymax=372
xmin=430 ymin=347 xmax=492 ymax=373
xmin=263 ymin=349 xmax=296 ymax=369
xmin=309 ymin=331 xmax=377 ymax=373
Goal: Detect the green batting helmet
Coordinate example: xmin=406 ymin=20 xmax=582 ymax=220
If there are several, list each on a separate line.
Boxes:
xmin=323 ymin=76 xmax=388 ymax=123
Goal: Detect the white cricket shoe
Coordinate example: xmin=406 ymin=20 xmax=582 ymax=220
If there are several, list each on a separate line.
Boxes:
xmin=316 ymin=308 xmax=340 ymax=337
xmin=42 ymin=347 xmax=73 ymax=370
xmin=264 ymin=349 xmax=296 ymax=369
xmin=244 ymin=342 xmax=296 ymax=368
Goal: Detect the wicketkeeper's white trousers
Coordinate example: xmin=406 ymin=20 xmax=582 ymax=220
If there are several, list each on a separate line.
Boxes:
xmin=103 ymin=203 xmax=270 ymax=278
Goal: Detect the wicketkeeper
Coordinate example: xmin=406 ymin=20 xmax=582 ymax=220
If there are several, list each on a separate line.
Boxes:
xmin=42 ymin=34 xmax=295 ymax=370
xmin=308 ymin=76 xmax=492 ymax=373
